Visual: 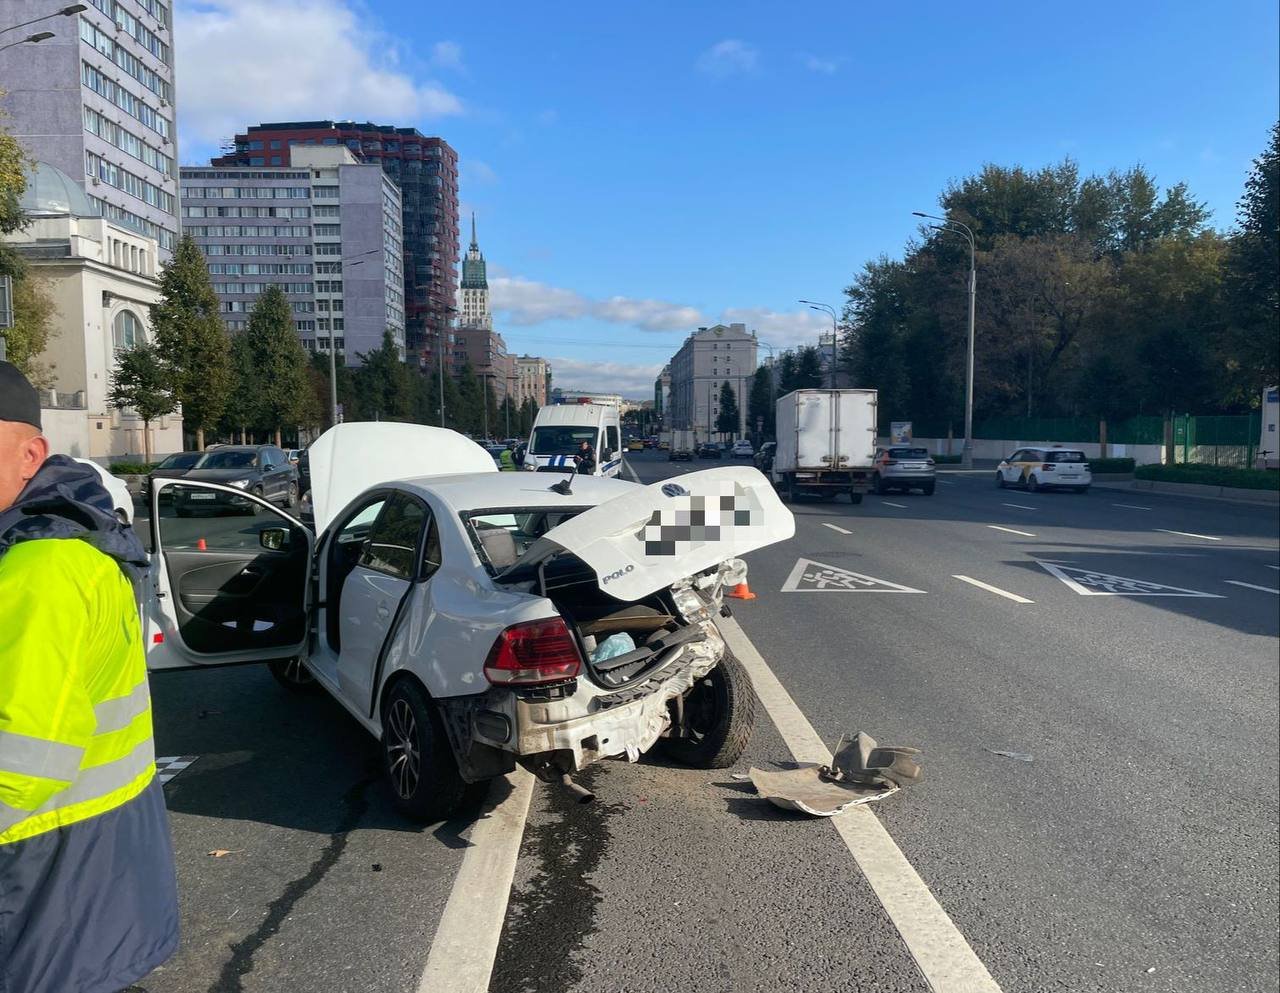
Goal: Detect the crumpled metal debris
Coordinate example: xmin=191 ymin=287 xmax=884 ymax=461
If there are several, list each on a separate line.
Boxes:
xmin=748 ymin=732 xmax=922 ymax=817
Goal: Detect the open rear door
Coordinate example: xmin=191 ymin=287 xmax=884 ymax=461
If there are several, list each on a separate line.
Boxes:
xmin=145 ymin=479 xmax=313 ymax=670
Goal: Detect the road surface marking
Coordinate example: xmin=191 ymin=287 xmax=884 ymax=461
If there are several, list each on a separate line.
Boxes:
xmin=953 ymin=576 xmax=1035 ymax=604
xmin=986 ymin=524 xmax=1036 ymax=538
xmin=155 ymin=755 xmax=198 ymax=785
xmin=1269 ymin=565 xmax=1280 ymax=571
xmin=881 ymin=501 xmax=909 ymax=509
xmin=1111 ymin=503 xmax=1152 ymax=511
xmin=718 ymin=616 xmax=1002 ymax=993
xmin=1225 ymin=580 xmax=1280 ymax=595
xmin=416 ymin=769 xmax=535 ymax=993
xmin=1001 ymin=503 xmax=1036 ymax=511
xmin=620 ymin=459 xmax=642 ymax=483
xmin=938 ymin=480 xmax=955 ymax=485
xmin=822 ymin=522 xmax=853 ymax=534
xmin=1154 ymin=528 xmax=1221 ymax=541
xmin=782 ymin=558 xmax=925 ymax=593
xmin=1036 ymin=561 xmax=1222 ymax=597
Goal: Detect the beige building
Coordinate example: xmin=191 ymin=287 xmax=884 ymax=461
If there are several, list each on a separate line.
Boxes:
xmin=5 ymin=163 xmax=182 ymax=459
xmin=667 ymin=323 xmax=758 ymax=439
xmin=455 ymin=327 xmax=514 ymax=406
xmin=513 ymin=355 xmax=551 ymax=407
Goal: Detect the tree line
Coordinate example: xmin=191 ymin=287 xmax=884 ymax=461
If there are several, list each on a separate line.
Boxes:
xmin=840 ymin=122 xmax=1279 ymax=429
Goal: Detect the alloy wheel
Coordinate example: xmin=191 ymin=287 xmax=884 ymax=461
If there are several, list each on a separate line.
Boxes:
xmin=385 ymin=699 xmax=421 ymax=800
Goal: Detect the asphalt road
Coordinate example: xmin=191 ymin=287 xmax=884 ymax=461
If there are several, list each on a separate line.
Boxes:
xmin=133 ymin=453 xmax=1279 ymax=993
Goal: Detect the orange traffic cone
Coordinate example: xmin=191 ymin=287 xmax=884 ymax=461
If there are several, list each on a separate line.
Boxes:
xmin=728 ymin=581 xmax=756 ymax=600
xmin=196 ymin=538 xmax=207 ymax=551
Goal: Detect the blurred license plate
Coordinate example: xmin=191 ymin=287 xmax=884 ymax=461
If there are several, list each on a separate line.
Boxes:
xmin=190 ymin=492 xmax=215 ymax=500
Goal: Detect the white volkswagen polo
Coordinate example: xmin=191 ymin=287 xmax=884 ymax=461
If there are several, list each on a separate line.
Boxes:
xmin=146 ymin=423 xmax=794 ymax=819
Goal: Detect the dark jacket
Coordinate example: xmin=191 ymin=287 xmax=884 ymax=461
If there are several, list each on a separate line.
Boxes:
xmin=0 ymin=456 xmax=179 ymax=993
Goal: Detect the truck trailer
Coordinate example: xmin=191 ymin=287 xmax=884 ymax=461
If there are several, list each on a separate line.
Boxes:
xmin=771 ymin=389 xmax=878 ymax=503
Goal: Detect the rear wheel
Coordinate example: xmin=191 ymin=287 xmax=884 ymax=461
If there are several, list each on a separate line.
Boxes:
xmin=1075 ymin=485 xmax=1090 ymax=494
xmin=1027 ymin=475 xmax=1040 ymax=493
xmin=658 ymin=650 xmax=755 ymax=769
xmin=996 ymin=472 xmax=1006 ymax=489
xmin=284 ymin=481 xmax=299 ymax=508
xmin=921 ymin=482 xmax=936 ymax=496
xmin=381 ymin=679 xmax=466 ymax=822
xmin=850 ymin=491 xmax=864 ymax=505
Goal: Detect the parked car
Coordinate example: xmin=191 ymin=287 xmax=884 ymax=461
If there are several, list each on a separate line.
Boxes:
xmin=145 ymin=423 xmax=794 ymax=820
xmin=668 ymin=448 xmax=692 ymax=462
xmin=75 ymin=459 xmax=134 ymax=524
xmin=996 ymin=447 xmax=1092 ymax=493
xmin=753 ymin=442 xmax=776 ymax=474
xmin=658 ymin=440 xmax=670 ymax=451
xmin=143 ymin=450 xmax=203 ymax=501
xmin=871 ymin=446 xmax=936 ymax=495
xmin=627 ymin=438 xmax=646 ymax=452
xmin=173 ymin=444 xmax=298 ymax=516
xmin=697 ymin=443 xmax=722 ymax=459
xmin=730 ymin=440 xmax=753 ymax=459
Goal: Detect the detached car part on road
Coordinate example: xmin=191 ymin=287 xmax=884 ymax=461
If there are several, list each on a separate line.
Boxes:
xmin=146 ymin=423 xmax=795 ymax=821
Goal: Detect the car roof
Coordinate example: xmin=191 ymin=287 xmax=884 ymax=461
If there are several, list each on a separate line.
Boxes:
xmin=394 ymin=470 xmax=638 ymax=513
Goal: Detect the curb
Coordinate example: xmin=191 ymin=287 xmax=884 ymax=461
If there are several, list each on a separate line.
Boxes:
xmin=1093 ymin=479 xmax=1280 ymax=505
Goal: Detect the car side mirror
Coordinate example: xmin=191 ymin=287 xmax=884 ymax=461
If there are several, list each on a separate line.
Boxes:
xmin=260 ymin=527 xmax=290 ymax=551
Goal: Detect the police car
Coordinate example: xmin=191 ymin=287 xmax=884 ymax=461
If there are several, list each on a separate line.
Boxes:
xmin=995 ymin=447 xmax=1092 ymax=493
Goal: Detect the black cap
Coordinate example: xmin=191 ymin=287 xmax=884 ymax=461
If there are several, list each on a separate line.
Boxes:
xmin=0 ymin=361 xmax=41 ymax=430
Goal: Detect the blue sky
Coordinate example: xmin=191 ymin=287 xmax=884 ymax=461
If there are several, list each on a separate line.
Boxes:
xmin=176 ymin=0 xmax=1279 ymax=396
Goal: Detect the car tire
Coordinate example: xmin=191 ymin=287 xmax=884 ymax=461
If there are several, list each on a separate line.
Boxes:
xmin=381 ymin=679 xmax=466 ymax=822
xmin=268 ymin=657 xmax=321 ymax=694
xmin=850 ymin=491 xmax=864 ymax=505
xmin=1075 ymin=485 xmax=1090 ymax=494
xmin=246 ymin=485 xmax=266 ymax=515
xmin=1027 ymin=475 xmax=1040 ymax=493
xmin=658 ymin=649 xmax=755 ymax=769
xmin=284 ymin=482 xmax=299 ymax=509
xmin=922 ymin=483 xmax=936 ymax=496
xmin=996 ymin=472 xmax=1006 ymax=489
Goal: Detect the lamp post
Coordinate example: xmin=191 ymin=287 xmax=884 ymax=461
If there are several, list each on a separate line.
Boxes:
xmin=913 ymin=211 xmax=977 ymax=468
xmin=0 ymin=30 xmax=54 ymax=53
xmin=326 ymin=248 xmax=380 ymax=427
xmin=1 ymin=3 xmax=85 ymax=34
xmin=799 ymin=300 xmax=839 ymax=388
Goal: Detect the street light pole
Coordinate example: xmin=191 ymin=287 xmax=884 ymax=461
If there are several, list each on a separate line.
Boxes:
xmin=799 ymin=300 xmax=839 ymax=389
xmin=0 ymin=3 xmax=86 ymax=35
xmin=327 ymin=248 xmax=380 ymax=427
xmin=914 ymin=212 xmax=977 ymax=468
xmin=0 ymin=31 xmax=54 ymax=53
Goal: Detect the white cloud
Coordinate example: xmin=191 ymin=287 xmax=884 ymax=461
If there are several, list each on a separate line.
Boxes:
xmin=719 ymin=307 xmax=832 ymax=349
xmin=175 ymin=0 xmax=463 ymax=152
xmin=593 ymin=296 xmax=703 ymax=332
xmin=491 ymin=277 xmax=704 ymax=331
xmin=547 ymin=356 xmax=665 ymax=400
xmin=697 ymin=39 xmax=759 ymax=78
xmin=802 ymin=53 xmax=843 ymax=74
xmin=430 ymin=40 xmax=464 ymax=70
xmin=463 ymin=160 xmax=498 ymax=185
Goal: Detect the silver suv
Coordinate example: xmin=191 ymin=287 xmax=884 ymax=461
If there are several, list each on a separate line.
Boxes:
xmin=871 ymin=446 xmax=936 ymax=495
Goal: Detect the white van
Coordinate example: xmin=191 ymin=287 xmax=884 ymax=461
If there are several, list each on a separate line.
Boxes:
xmin=524 ymin=403 xmax=623 ymax=477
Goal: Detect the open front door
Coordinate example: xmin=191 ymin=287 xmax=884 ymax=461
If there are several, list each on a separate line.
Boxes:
xmin=145 ymin=479 xmax=313 ymax=670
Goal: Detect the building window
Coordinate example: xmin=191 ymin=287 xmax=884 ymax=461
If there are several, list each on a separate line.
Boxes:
xmin=113 ymin=310 xmax=142 ymax=350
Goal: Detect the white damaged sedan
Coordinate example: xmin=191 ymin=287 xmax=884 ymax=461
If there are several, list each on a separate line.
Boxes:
xmin=146 ymin=423 xmax=794 ymax=819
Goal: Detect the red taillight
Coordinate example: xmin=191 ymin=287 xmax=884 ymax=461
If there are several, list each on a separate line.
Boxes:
xmin=484 ymin=618 xmax=583 ymax=685
xmin=1042 ymin=463 xmax=1055 ymax=471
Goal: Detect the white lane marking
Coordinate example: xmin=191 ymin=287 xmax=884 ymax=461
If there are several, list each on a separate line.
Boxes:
xmin=718 ymin=616 xmax=1002 ymax=993
xmin=782 ymin=558 xmax=925 ymax=593
xmin=1001 ymin=502 xmax=1036 ymax=511
xmin=953 ymin=575 xmax=1035 ymax=604
xmin=881 ymin=501 xmax=909 ymax=509
xmin=1036 ymin=561 xmax=1223 ymax=598
xmin=986 ymin=524 xmax=1036 ymax=538
xmin=822 ymin=522 xmax=853 ymax=534
xmin=1269 ymin=565 xmax=1280 ymax=571
xmin=1111 ymin=503 xmax=1153 ymax=511
xmin=1225 ymin=580 xmax=1280 ymax=595
xmin=938 ymin=480 xmax=956 ymax=486
xmin=416 ymin=769 xmax=535 ymax=993
xmin=620 ymin=458 xmax=642 ymax=483
xmin=1154 ymin=528 xmax=1221 ymax=541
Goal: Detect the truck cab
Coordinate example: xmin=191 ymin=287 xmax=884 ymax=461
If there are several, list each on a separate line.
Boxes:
xmin=524 ymin=403 xmax=623 ymax=477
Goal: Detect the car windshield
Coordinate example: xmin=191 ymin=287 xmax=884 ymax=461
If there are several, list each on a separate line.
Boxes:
xmin=465 ymin=507 xmax=587 ymax=572
xmin=530 ymin=426 xmax=598 ymax=455
xmin=196 ymin=450 xmax=257 ymax=469
xmin=158 ymin=452 xmax=202 ymax=469
xmin=890 ymin=447 xmax=930 ymax=459
xmin=1047 ymin=451 xmax=1087 ymax=463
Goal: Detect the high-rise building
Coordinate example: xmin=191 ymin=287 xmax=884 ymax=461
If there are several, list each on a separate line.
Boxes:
xmin=212 ymin=121 xmax=458 ymax=368
xmin=455 ymin=328 xmax=514 ymax=408
xmin=666 ymin=324 xmax=758 ymax=439
xmin=514 ymin=355 xmax=551 ymax=408
xmin=0 ymin=0 xmax=180 ymax=259
xmin=180 ymin=146 xmax=404 ymax=361
xmin=458 ymin=213 xmax=491 ymax=330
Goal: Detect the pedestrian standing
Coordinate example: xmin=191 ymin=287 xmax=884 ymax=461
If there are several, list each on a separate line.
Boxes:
xmin=573 ymin=439 xmax=596 ymax=475
xmin=0 ymin=361 xmax=179 ymax=993
xmin=499 ymin=442 xmax=516 ymax=471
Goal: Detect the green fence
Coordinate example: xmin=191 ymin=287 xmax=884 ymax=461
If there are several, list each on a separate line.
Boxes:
xmin=1173 ymin=413 xmax=1261 ymax=467
xmin=1107 ymin=415 xmax=1164 ymax=445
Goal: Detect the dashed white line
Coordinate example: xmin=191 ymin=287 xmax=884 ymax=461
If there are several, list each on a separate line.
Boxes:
xmin=1111 ymin=503 xmax=1152 ymax=511
xmin=953 ymin=575 xmax=1036 ymax=604
xmin=1225 ymin=580 xmax=1280 ymax=595
xmin=986 ymin=524 xmax=1036 ymax=538
xmin=822 ymin=522 xmax=853 ymax=534
xmin=1001 ymin=503 xmax=1036 ymax=511
xmin=718 ymin=616 xmax=1002 ymax=992
xmin=1154 ymin=528 xmax=1222 ymax=542
xmin=416 ymin=770 xmax=535 ymax=993
xmin=881 ymin=501 xmax=909 ymax=509
xmin=1267 ymin=565 xmax=1280 ymax=571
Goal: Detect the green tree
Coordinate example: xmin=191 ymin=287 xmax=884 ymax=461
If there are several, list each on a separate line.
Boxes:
xmin=150 ymin=234 xmax=231 ymax=449
xmin=354 ymin=329 xmax=411 ymax=421
xmin=245 ymin=285 xmax=310 ymax=445
xmin=106 ymin=342 xmax=177 ymax=463
xmin=223 ymin=330 xmax=259 ymax=442
xmin=455 ymin=362 xmax=484 ymax=436
xmin=715 ymin=380 xmax=740 ymax=437
xmin=5 ymin=275 xmax=57 ymax=386
xmin=0 ymin=100 xmax=31 ymax=280
xmin=795 ymin=346 xmax=824 ymax=389
xmin=747 ymin=365 xmax=774 ymax=440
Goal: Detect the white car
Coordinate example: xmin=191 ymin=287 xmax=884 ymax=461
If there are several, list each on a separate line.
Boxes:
xmin=996 ymin=447 xmax=1092 ymax=493
xmin=730 ymin=440 xmax=753 ymax=459
xmin=75 ymin=458 xmax=134 ymax=523
xmin=146 ymin=423 xmax=794 ymax=819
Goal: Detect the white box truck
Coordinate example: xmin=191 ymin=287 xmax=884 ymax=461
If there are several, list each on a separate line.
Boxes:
xmin=772 ymin=389 xmax=878 ymax=504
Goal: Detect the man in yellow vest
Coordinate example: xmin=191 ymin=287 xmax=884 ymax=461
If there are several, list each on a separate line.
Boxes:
xmin=0 ymin=361 xmax=179 ymax=993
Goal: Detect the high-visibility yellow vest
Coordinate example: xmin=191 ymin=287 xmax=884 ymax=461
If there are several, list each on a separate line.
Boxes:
xmin=0 ymin=538 xmax=157 ymax=844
